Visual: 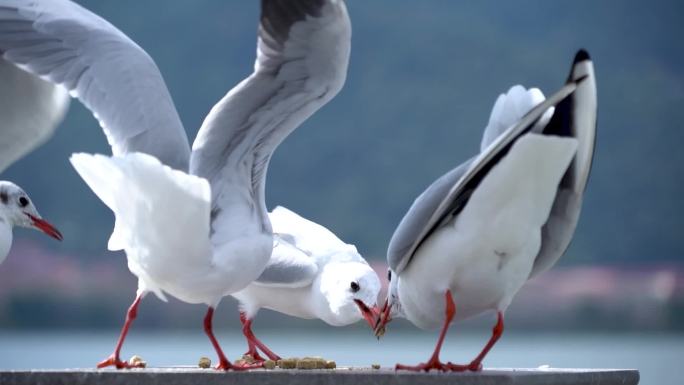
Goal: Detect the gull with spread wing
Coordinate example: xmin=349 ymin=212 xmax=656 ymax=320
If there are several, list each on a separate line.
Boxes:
xmin=374 ymin=50 xmax=597 ymax=372
xmin=0 ymin=0 xmax=351 ymax=370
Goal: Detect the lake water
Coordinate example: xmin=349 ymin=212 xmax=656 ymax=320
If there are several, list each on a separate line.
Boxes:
xmin=0 ymin=330 xmax=680 ymax=385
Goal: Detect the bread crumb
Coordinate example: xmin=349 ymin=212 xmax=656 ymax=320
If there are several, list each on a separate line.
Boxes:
xmin=198 ymin=357 xmax=211 ymax=369
xmin=129 ymin=355 xmax=146 ymax=368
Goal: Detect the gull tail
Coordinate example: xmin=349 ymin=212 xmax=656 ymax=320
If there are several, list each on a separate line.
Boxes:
xmin=70 ymin=152 xmax=213 ymax=301
xmin=481 ymin=85 xmax=553 ymax=152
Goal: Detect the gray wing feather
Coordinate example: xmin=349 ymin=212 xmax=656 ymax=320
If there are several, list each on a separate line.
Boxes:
xmin=0 ymin=57 xmax=69 ymax=172
xmin=0 ymin=0 xmax=189 ymax=170
xmin=387 ymin=159 xmax=473 ymax=272
xmin=190 ymin=0 xmax=350 ymax=241
xmin=389 ymin=80 xmax=581 ymax=275
xmin=530 ymin=51 xmax=597 ymax=277
xmin=253 ymin=233 xmax=319 ymax=288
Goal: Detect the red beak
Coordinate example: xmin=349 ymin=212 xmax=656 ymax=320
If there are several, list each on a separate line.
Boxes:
xmin=354 ymin=299 xmax=380 ymax=330
xmin=26 ymin=213 xmax=63 ymax=241
xmin=373 ymin=298 xmax=391 ymax=338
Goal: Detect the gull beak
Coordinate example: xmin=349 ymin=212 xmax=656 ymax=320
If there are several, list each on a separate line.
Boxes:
xmin=354 ymin=299 xmax=380 ymax=330
xmin=25 ymin=213 xmax=63 ymax=241
xmin=373 ymin=298 xmax=391 ymax=339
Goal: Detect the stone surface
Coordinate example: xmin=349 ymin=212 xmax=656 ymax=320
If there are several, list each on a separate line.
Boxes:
xmin=0 ymin=368 xmax=640 ymax=385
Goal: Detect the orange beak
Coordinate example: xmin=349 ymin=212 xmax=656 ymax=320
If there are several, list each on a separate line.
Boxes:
xmin=373 ymin=298 xmax=391 ymax=338
xmin=354 ymin=299 xmax=380 ymax=329
xmin=26 ymin=213 xmax=63 ymax=241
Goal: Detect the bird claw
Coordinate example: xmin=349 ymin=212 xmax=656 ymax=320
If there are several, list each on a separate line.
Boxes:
xmin=241 ymin=351 xmax=266 ymax=363
xmin=395 ymin=357 xmax=483 ymax=372
xmin=234 ymin=361 xmax=265 ymax=370
xmin=446 ymin=361 xmax=483 ymax=372
xmin=96 ymin=354 xmax=144 ymax=370
xmin=395 ymin=357 xmax=451 ymax=372
xmin=214 ymin=358 xmax=263 ymax=371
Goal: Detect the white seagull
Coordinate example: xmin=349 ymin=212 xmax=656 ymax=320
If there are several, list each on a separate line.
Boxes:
xmin=374 ymin=50 xmax=597 ymax=372
xmin=231 ymin=206 xmax=381 ymax=362
xmin=0 ymin=181 xmax=62 ymax=263
xmin=0 ymin=0 xmax=351 ymax=370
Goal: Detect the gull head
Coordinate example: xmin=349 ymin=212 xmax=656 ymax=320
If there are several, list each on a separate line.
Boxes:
xmin=0 ymin=181 xmax=63 ymax=241
xmin=374 ymin=268 xmax=403 ymax=338
xmin=319 ymin=259 xmax=381 ymax=329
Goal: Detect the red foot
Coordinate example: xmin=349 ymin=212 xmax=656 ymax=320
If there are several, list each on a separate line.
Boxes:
xmin=395 ymin=356 xmax=452 ymax=372
xmin=214 ymin=357 xmax=264 ymax=371
xmin=395 ymin=291 xmax=456 ymax=372
xmin=97 ymin=295 xmax=144 ymax=370
xmin=242 ymin=349 xmax=267 ymax=363
xmin=446 ymin=361 xmax=483 ymax=372
xmin=96 ymin=354 xmax=144 ymax=369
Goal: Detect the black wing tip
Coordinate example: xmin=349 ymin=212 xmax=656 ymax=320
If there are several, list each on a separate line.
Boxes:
xmin=574 ymin=49 xmax=591 ymax=64
xmin=260 ymin=0 xmax=327 ymax=44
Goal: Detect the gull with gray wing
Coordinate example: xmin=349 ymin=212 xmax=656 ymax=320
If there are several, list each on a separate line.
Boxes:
xmin=374 ymin=50 xmax=597 ymax=372
xmin=232 ymin=206 xmax=380 ymax=362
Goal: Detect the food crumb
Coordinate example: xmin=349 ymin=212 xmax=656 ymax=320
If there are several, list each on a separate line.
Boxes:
xmin=198 ymin=357 xmax=211 ymax=369
xmin=296 ymin=358 xmax=319 ymax=370
xmin=372 ymin=364 xmax=381 ymax=370
xmin=277 ymin=358 xmax=298 ymax=369
xmin=129 ymin=355 xmax=147 ymax=368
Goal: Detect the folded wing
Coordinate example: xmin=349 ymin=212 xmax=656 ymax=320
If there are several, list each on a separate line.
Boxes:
xmin=388 ymin=51 xmax=593 ymax=275
xmin=531 ymin=50 xmax=597 ymax=277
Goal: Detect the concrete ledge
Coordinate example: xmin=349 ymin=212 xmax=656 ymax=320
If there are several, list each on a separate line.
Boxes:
xmin=0 ymin=368 xmax=639 ymax=385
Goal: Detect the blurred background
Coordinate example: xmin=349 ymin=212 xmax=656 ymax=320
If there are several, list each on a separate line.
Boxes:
xmin=0 ymin=0 xmax=682 ymax=383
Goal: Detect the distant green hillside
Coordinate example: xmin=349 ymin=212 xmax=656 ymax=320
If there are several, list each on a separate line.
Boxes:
xmin=3 ymin=0 xmax=683 ymax=264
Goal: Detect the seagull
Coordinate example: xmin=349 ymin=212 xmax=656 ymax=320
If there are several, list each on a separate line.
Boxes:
xmin=0 ymin=0 xmax=351 ymax=370
xmin=0 ymin=181 xmax=62 ymax=263
xmin=374 ymin=50 xmax=597 ymax=372
xmin=231 ymin=206 xmax=381 ymax=362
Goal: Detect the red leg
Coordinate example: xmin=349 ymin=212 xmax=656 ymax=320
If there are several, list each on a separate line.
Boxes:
xmin=395 ymin=290 xmax=456 ymax=372
xmin=448 ymin=311 xmax=504 ymax=372
xmin=239 ymin=312 xmax=281 ymax=362
xmin=97 ymin=294 xmax=145 ymax=369
xmin=204 ymin=307 xmax=262 ymax=371
xmin=204 ymin=307 xmax=239 ymax=370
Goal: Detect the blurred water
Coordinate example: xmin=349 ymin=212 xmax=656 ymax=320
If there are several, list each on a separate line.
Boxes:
xmin=0 ymin=330 xmax=680 ymax=385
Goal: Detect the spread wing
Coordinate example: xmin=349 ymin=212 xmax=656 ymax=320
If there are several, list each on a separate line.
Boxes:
xmin=0 ymin=58 xmax=69 ymax=172
xmin=0 ymin=0 xmax=190 ymax=170
xmin=190 ymin=0 xmax=351 ymax=246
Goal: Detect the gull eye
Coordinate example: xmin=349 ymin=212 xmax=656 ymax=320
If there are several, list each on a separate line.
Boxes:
xmin=18 ymin=197 xmax=29 ymax=207
xmin=387 ymin=270 xmax=392 ymax=282
xmin=350 ymin=281 xmax=360 ymax=293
